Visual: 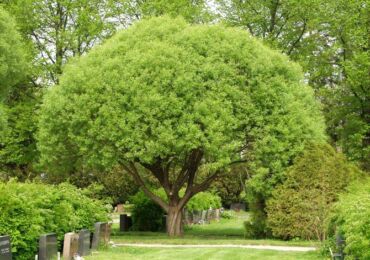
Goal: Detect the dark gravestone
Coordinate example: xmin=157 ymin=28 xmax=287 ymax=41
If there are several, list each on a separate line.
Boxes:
xmin=119 ymin=214 xmax=132 ymax=232
xmin=230 ymin=203 xmax=246 ymax=212
xmin=162 ymin=215 xmax=168 ymax=232
xmin=192 ymin=211 xmax=201 ymax=224
xmin=184 ymin=210 xmax=192 ymax=225
xmin=0 ymin=235 xmax=12 ymax=260
xmin=77 ymin=229 xmax=91 ymax=256
xmin=92 ymin=222 xmax=109 ymax=249
xmin=38 ymin=233 xmax=58 ymax=260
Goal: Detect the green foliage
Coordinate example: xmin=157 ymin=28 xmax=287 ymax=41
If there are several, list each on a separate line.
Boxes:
xmin=221 ymin=210 xmax=236 ymax=219
xmin=0 ymin=94 xmax=39 ymax=180
xmin=211 ymin=164 xmax=248 ymax=207
xmin=327 ymin=179 xmax=370 ymax=259
xmin=216 ymin=0 xmax=369 ymax=169
xmin=37 ymin=16 xmax=324 ymax=186
xmin=2 ymin=0 xmax=126 ymax=83
xmin=265 ymin=143 xmax=360 ymax=240
xmin=186 ymin=192 xmax=222 ymax=212
xmin=130 ymin=190 xmax=166 ymax=232
xmin=0 ymin=6 xmax=28 ymax=100
xmin=243 ymin=194 xmax=270 ymax=238
xmin=0 ymin=180 xmax=109 ymax=260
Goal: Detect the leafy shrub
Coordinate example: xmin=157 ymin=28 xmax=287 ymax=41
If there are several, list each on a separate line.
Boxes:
xmin=130 ymin=190 xmax=166 ymax=232
xmin=265 ymin=143 xmax=360 ymax=240
xmin=186 ymin=192 xmax=222 ymax=212
xmin=221 ymin=210 xmax=236 ymax=219
xmin=0 ymin=180 xmax=109 ymax=260
xmin=327 ymin=179 xmax=370 ymax=259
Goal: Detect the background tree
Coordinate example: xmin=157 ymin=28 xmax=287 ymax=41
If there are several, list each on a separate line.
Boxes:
xmin=0 ymin=6 xmax=28 ymax=100
xmin=38 ymin=17 xmax=325 ymax=236
xmin=1 ymin=0 xmax=210 ymax=84
xmin=216 ymin=0 xmax=369 ymax=169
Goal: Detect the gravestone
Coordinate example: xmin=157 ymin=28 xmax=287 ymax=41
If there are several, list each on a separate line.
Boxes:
xmin=119 ymin=214 xmax=132 ymax=232
xmin=201 ymin=210 xmax=207 ymax=224
xmin=0 ymin=235 xmax=12 ymax=260
xmin=38 ymin=233 xmax=58 ymax=260
xmin=192 ymin=210 xmax=201 ymax=224
xmin=215 ymin=209 xmax=220 ymax=221
xmin=207 ymin=209 xmax=215 ymax=221
xmin=92 ymin=222 xmax=110 ymax=249
xmin=183 ymin=210 xmax=192 ymax=225
xmin=77 ymin=229 xmax=91 ymax=256
xmin=116 ymin=204 xmax=124 ymax=213
xmin=63 ymin=232 xmax=78 ymax=260
xmin=230 ymin=203 xmax=246 ymax=212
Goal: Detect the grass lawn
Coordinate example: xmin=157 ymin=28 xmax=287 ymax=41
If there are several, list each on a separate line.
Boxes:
xmin=90 ymin=211 xmax=324 ymax=259
xmin=87 ymin=247 xmax=322 ymax=260
xmin=111 ymin=211 xmax=319 ymax=247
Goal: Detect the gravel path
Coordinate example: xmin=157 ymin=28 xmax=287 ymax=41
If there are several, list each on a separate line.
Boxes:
xmin=113 ymin=243 xmax=316 ymax=252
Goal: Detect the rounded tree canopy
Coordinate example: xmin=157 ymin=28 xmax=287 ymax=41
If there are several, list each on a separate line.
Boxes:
xmin=38 ymin=16 xmax=325 ymax=175
xmin=0 ymin=6 xmax=28 ymax=100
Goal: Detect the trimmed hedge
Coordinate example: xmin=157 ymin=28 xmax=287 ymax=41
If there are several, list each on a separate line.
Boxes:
xmin=0 ymin=181 xmax=109 ymax=260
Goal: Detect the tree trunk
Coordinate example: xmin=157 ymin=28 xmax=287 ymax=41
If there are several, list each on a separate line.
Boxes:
xmin=166 ymin=205 xmax=184 ymax=237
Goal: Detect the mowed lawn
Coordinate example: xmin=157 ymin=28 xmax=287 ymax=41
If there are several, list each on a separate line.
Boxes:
xmin=87 ymin=247 xmax=322 ymax=260
xmin=87 ymin=211 xmax=323 ymax=259
xmin=110 ymin=211 xmax=318 ymax=247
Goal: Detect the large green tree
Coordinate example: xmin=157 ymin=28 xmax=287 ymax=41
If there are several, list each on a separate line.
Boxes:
xmin=38 ymin=17 xmax=325 ymax=236
xmin=216 ymin=0 xmax=369 ymax=169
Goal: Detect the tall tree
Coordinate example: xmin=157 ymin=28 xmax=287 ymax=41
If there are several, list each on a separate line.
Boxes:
xmin=1 ymin=0 xmax=210 ymax=84
xmin=37 ymin=17 xmax=325 ymax=236
xmin=216 ymin=0 xmax=369 ymax=169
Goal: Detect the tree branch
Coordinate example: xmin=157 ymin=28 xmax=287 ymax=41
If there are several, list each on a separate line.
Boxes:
xmin=122 ymin=163 xmax=169 ymax=211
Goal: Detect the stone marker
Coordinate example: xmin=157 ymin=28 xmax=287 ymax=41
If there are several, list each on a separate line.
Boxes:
xmin=184 ymin=210 xmax=192 ymax=225
xmin=201 ymin=210 xmax=207 ymax=224
xmin=77 ymin=229 xmax=91 ymax=256
xmin=63 ymin=232 xmax=79 ymax=260
xmin=38 ymin=233 xmax=58 ymax=260
xmin=116 ymin=204 xmax=124 ymax=213
xmin=92 ymin=222 xmax=111 ymax=249
xmin=207 ymin=209 xmax=215 ymax=221
xmin=0 ymin=235 xmax=12 ymax=260
xmin=230 ymin=203 xmax=246 ymax=212
xmin=192 ymin=210 xmax=201 ymax=224
xmin=119 ymin=214 xmax=132 ymax=232
xmin=215 ymin=209 xmax=220 ymax=221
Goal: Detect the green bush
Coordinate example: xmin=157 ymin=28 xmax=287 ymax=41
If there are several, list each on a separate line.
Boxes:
xmin=265 ymin=143 xmax=360 ymax=241
xmin=327 ymin=179 xmax=370 ymax=259
xmin=221 ymin=210 xmax=236 ymax=219
xmin=0 ymin=180 xmax=109 ymax=260
xmin=130 ymin=190 xmax=166 ymax=232
xmin=186 ymin=192 xmax=222 ymax=212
